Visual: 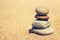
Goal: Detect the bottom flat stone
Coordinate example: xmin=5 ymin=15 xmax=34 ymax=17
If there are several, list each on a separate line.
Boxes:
xmin=30 ymin=26 xmax=54 ymax=35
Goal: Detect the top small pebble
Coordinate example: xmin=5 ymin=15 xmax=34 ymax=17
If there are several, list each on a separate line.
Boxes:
xmin=35 ymin=7 xmax=49 ymax=15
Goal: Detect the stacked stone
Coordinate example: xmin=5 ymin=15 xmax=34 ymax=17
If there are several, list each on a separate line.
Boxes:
xmin=30 ymin=7 xmax=54 ymax=35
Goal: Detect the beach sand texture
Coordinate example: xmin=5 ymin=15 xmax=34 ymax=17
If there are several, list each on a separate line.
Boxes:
xmin=0 ymin=0 xmax=60 ymax=40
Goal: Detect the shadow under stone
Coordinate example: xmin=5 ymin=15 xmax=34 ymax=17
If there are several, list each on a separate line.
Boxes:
xmin=31 ymin=26 xmax=50 ymax=29
xmin=36 ymin=19 xmax=48 ymax=21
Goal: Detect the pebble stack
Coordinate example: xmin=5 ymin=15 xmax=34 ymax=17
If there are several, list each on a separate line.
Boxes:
xmin=30 ymin=7 xmax=54 ymax=35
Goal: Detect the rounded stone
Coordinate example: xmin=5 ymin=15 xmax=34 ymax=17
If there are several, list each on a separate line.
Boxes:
xmin=32 ymin=20 xmax=50 ymax=28
xmin=35 ymin=7 xmax=49 ymax=14
xmin=35 ymin=15 xmax=49 ymax=20
xmin=30 ymin=26 xmax=54 ymax=35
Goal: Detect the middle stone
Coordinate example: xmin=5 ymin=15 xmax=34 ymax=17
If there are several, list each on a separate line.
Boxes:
xmin=32 ymin=20 xmax=50 ymax=29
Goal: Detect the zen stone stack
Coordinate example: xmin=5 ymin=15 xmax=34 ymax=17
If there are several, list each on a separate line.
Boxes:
xmin=30 ymin=7 xmax=54 ymax=35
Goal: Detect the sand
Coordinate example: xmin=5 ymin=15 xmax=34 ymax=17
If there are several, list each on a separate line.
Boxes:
xmin=0 ymin=0 xmax=60 ymax=40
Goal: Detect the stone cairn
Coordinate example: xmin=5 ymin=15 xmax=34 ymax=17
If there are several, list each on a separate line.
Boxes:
xmin=29 ymin=7 xmax=54 ymax=35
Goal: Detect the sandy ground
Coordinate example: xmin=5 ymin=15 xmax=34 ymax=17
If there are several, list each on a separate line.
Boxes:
xmin=0 ymin=0 xmax=60 ymax=40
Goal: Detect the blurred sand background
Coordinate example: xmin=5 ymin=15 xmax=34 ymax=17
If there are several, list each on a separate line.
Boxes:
xmin=0 ymin=0 xmax=60 ymax=40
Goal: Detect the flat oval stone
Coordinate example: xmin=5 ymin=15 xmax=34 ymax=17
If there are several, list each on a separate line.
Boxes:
xmin=30 ymin=26 xmax=54 ymax=35
xmin=32 ymin=20 xmax=50 ymax=28
xmin=35 ymin=7 xmax=49 ymax=15
xmin=35 ymin=15 xmax=49 ymax=20
xmin=35 ymin=13 xmax=47 ymax=16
